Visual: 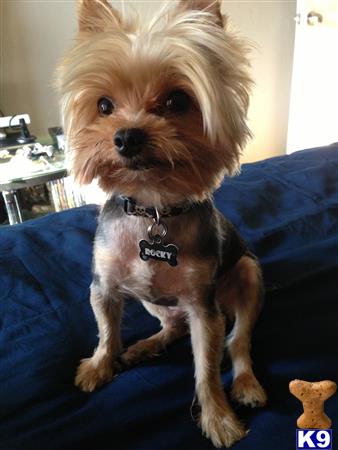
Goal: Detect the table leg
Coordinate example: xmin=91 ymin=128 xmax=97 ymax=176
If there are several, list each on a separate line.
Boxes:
xmin=2 ymin=190 xmax=23 ymax=225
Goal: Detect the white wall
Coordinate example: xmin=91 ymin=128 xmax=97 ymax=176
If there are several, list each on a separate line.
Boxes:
xmin=224 ymin=1 xmax=296 ymax=161
xmin=0 ymin=0 xmax=76 ymax=139
xmin=0 ymin=0 xmax=296 ymax=163
xmin=287 ymin=0 xmax=338 ymax=153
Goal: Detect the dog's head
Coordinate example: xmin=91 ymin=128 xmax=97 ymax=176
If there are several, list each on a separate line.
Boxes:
xmin=57 ymin=0 xmax=252 ymax=205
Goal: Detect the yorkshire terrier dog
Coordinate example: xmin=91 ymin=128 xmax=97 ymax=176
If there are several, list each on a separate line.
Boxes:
xmin=57 ymin=0 xmax=267 ymax=447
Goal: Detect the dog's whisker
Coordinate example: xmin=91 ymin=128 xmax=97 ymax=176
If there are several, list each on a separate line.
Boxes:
xmin=95 ymin=139 xmax=106 ymax=148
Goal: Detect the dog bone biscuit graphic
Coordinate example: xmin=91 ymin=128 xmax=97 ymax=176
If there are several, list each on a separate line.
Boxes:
xmin=289 ymin=379 xmax=337 ymax=429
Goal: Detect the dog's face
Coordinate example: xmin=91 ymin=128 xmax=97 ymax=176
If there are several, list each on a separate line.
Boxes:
xmin=57 ymin=0 xmax=252 ymax=204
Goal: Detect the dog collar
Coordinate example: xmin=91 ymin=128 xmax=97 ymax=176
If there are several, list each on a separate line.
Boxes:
xmin=116 ymin=195 xmax=191 ymax=220
xmin=114 ymin=195 xmax=194 ymax=267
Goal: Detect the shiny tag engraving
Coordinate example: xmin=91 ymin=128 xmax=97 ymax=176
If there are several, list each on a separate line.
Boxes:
xmin=140 ymin=213 xmax=178 ymax=266
xmin=139 ymin=239 xmax=178 ymax=266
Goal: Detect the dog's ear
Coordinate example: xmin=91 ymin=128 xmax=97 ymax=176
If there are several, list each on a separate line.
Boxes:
xmin=77 ymin=0 xmax=122 ymax=33
xmin=176 ymin=0 xmax=224 ymax=26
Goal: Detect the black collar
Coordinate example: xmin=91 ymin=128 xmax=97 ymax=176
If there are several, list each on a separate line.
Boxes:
xmin=115 ymin=195 xmax=192 ymax=219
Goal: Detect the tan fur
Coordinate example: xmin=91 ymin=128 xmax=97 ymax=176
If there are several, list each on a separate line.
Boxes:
xmin=57 ymin=1 xmax=265 ymax=447
xmin=57 ymin=0 xmax=252 ymax=205
xmin=186 ymin=306 xmax=247 ymax=447
xmin=218 ymin=256 xmax=267 ymax=407
xmin=121 ymin=301 xmax=188 ymax=367
xmin=75 ymin=286 xmax=123 ymax=392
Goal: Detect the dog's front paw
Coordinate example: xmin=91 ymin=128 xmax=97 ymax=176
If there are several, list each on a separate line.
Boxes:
xmin=200 ymin=411 xmax=247 ymax=448
xmin=231 ymin=373 xmax=267 ymax=408
xmin=75 ymin=356 xmax=120 ymax=392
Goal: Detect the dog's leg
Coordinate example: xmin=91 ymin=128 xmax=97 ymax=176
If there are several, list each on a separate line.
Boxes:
xmin=186 ymin=291 xmax=246 ymax=448
xmin=75 ymin=283 xmax=123 ymax=392
xmin=120 ymin=302 xmax=188 ymax=367
xmin=217 ymin=255 xmax=267 ymax=407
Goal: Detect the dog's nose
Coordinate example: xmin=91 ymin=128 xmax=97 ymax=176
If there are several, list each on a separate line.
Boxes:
xmin=114 ymin=128 xmax=147 ymax=158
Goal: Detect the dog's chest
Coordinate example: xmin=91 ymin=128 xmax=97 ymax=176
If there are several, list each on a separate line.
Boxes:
xmin=98 ymin=216 xmax=194 ymax=301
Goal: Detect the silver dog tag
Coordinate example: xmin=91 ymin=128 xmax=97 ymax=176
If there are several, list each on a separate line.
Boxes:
xmin=139 ymin=239 xmax=178 ymax=266
xmin=139 ymin=213 xmax=179 ymax=266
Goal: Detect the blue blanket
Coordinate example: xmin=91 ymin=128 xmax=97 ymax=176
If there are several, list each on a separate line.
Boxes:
xmin=1 ymin=145 xmax=337 ymax=450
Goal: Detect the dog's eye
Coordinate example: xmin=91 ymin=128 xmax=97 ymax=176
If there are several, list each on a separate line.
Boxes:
xmin=98 ymin=97 xmax=114 ymax=115
xmin=165 ymin=90 xmax=190 ymax=113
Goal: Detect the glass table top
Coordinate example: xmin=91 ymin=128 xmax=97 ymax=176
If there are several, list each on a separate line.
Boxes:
xmin=0 ymin=146 xmax=67 ymax=190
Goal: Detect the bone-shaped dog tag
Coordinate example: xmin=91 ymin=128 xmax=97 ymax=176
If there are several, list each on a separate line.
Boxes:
xmin=139 ymin=239 xmax=178 ymax=266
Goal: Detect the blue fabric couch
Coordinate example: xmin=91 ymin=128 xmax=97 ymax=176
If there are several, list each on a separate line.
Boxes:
xmin=1 ymin=144 xmax=337 ymax=450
